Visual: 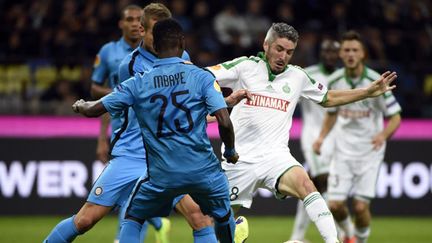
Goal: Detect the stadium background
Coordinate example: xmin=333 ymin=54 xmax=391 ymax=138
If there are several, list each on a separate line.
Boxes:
xmin=1 ymin=0 xmax=432 ymax=242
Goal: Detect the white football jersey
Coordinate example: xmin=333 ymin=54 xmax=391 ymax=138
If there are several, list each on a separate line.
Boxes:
xmin=300 ymin=64 xmax=336 ymax=153
xmin=327 ymin=66 xmax=402 ymax=157
xmin=208 ymin=53 xmax=328 ymax=163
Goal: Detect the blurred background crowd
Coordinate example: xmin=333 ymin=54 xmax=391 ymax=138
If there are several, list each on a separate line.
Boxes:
xmin=1 ymin=0 xmax=431 ymax=117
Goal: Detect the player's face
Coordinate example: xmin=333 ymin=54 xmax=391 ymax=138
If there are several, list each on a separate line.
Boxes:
xmin=339 ymin=40 xmax=365 ymax=70
xmin=143 ymin=18 xmax=158 ymax=53
xmin=263 ymin=37 xmax=296 ymax=74
xmin=119 ymin=9 xmax=143 ymax=42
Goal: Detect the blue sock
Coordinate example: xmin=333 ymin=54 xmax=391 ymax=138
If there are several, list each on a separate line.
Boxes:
xmin=215 ymin=216 xmax=235 ymax=243
xmin=119 ymin=219 xmax=142 ymax=243
xmin=139 ymin=221 xmax=149 ymax=242
xmin=148 ymin=217 xmax=162 ymax=230
xmin=193 ymin=226 xmax=217 ymax=243
xmin=115 ymin=206 xmax=127 ymax=241
xmin=43 ymin=215 xmax=80 ymax=243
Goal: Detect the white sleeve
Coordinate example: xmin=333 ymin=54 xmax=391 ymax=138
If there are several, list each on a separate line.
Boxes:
xmin=301 ymin=72 xmax=328 ymax=104
xmin=377 ymin=91 xmax=402 ymax=116
xmin=207 ymin=57 xmax=247 ymax=90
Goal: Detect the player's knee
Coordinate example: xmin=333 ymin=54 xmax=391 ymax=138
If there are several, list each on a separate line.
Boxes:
xmin=74 ymin=214 xmax=97 ymax=232
xmin=188 ymin=212 xmax=213 ymax=230
xmin=328 ymin=201 xmax=343 ymax=214
xmin=353 ymin=201 xmax=369 ymax=216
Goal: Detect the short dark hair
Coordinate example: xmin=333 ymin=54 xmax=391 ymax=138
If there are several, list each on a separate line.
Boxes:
xmin=340 ymin=30 xmax=367 ymax=55
xmin=341 ymin=30 xmax=365 ymax=46
xmin=265 ymin=23 xmax=299 ymax=44
xmin=120 ymin=4 xmax=142 ymax=20
xmin=153 ymin=18 xmax=184 ymax=53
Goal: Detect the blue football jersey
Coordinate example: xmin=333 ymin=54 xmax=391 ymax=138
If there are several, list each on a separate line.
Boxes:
xmin=91 ymin=37 xmax=134 ymax=137
xmin=102 ymin=57 xmax=227 ymax=187
xmin=109 ymin=46 xmax=190 ymax=159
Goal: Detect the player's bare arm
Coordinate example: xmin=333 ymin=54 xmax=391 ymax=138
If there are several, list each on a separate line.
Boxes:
xmin=90 ymin=83 xmax=113 ymax=99
xmin=206 ymin=89 xmax=252 ymax=123
xmin=224 ymin=89 xmax=253 ymax=107
xmin=72 ymin=99 xmax=107 ymax=117
xmin=213 ymin=108 xmax=238 ymax=164
xmin=321 ymin=71 xmax=397 ymax=107
xmin=96 ymin=113 xmax=110 ymax=163
xmin=313 ymin=111 xmax=337 ymax=155
xmin=372 ymin=113 xmax=401 ymax=150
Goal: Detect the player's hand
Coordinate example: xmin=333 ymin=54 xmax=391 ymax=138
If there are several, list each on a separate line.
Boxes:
xmin=372 ymin=133 xmax=386 ymax=150
xmin=72 ymin=99 xmax=85 ymax=113
xmin=223 ymin=148 xmax=239 ymax=164
xmin=225 ymin=89 xmax=253 ymax=107
xmin=96 ymin=137 xmax=110 ymax=163
xmin=366 ymin=71 xmax=397 ymax=97
xmin=313 ymin=138 xmax=323 ymax=155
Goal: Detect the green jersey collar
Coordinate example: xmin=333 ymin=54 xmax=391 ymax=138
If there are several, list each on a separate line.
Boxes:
xmin=257 ymin=52 xmax=288 ymax=82
xmin=344 ymin=66 xmax=367 ymax=88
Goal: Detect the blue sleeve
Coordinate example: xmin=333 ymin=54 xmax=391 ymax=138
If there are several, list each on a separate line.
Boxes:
xmin=101 ymin=77 xmax=136 ymax=114
xmin=181 ymin=50 xmax=191 ymax=61
xmin=91 ymin=44 xmax=110 ymax=85
xmin=200 ymin=70 xmax=227 ymax=115
xmin=118 ymin=54 xmax=132 ymax=83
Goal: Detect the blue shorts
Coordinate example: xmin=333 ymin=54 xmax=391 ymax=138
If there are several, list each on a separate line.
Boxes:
xmin=125 ymin=171 xmax=231 ymax=221
xmin=87 ymin=156 xmax=147 ymax=207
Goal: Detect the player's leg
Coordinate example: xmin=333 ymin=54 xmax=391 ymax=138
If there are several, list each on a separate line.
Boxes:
xmin=221 ymin=161 xmax=258 ymax=243
xmin=350 ymin=156 xmax=382 ymax=243
xmin=175 ymin=194 xmax=217 ymax=243
xmin=291 ymin=150 xmax=330 ymax=241
xmin=276 ymin=158 xmax=338 ymax=243
xmin=327 ymin=155 xmax=355 ymax=243
xmin=119 ymin=179 xmax=174 ymax=243
xmin=44 ymin=158 xmax=127 ymax=242
xmin=191 ymin=171 xmax=236 ymax=243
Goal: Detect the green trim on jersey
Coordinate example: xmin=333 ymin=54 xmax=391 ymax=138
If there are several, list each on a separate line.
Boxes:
xmin=327 ymin=72 xmax=344 ymax=89
xmin=318 ymin=63 xmax=333 ymax=75
xmin=257 ymin=52 xmax=288 ymax=82
xmin=319 ymin=91 xmax=328 ymax=105
xmin=291 ymin=65 xmax=316 ymax=84
xmin=221 ymin=57 xmax=248 ymax=69
xmin=344 ymin=66 xmax=367 ymax=89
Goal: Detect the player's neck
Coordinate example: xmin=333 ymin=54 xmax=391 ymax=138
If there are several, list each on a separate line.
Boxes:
xmin=346 ymin=64 xmax=364 ymax=79
xmin=123 ymin=37 xmax=140 ymax=49
xmin=158 ymin=49 xmax=183 ymax=59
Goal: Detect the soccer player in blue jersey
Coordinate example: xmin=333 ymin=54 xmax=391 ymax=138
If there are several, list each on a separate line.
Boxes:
xmin=72 ymin=18 xmax=239 ymax=243
xmin=117 ymin=3 xmax=217 ymax=243
xmin=43 ymin=5 xmax=170 ymax=243
xmin=91 ymin=4 xmax=143 ymax=164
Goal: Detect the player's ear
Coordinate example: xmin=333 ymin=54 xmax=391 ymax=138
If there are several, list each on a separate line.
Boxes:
xmin=118 ymin=19 xmax=124 ymax=30
xmin=263 ymin=40 xmax=269 ymax=53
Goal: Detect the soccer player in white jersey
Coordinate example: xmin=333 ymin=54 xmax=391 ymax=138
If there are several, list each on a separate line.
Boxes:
xmin=207 ymin=23 xmax=398 ymax=243
xmin=290 ymin=39 xmax=344 ymax=242
xmin=313 ymin=31 xmax=401 ymax=243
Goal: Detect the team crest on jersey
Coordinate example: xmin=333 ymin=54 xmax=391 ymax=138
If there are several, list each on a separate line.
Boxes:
xmin=93 ymin=55 xmax=101 ymax=67
xmin=214 ymin=80 xmax=222 ymax=92
xmin=94 ymin=187 xmax=103 ymax=196
xmin=245 ymin=93 xmax=289 ymax=112
xmin=282 ymin=83 xmax=291 ymax=93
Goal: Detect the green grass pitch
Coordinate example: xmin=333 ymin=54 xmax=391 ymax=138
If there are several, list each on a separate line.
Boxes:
xmin=0 ymin=216 xmax=431 ymax=242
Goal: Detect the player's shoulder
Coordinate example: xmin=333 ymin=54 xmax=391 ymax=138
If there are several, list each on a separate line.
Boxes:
xmin=364 ymin=66 xmax=381 ymax=82
xmin=99 ymin=40 xmax=118 ymax=54
xmin=327 ymin=68 xmax=345 ymax=87
xmin=304 ymin=64 xmax=321 ymax=74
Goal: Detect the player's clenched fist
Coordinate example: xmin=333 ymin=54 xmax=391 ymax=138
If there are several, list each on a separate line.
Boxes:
xmin=72 ymin=99 xmax=85 ymax=113
xmin=223 ymin=147 xmax=239 ymax=164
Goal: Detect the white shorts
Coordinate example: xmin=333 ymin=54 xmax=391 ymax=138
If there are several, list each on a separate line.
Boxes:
xmin=327 ymin=151 xmax=383 ymax=201
xmin=302 ymin=141 xmax=333 ymax=178
xmin=222 ymin=152 xmax=303 ymax=208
